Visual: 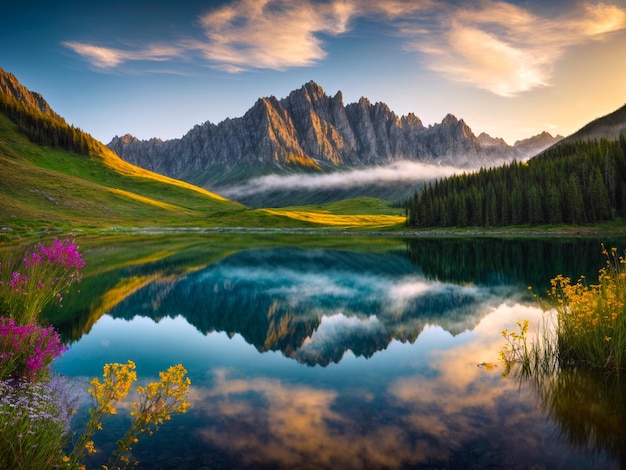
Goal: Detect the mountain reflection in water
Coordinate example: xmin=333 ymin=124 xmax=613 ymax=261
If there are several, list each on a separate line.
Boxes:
xmin=105 ymin=247 xmax=514 ymax=366
xmin=49 ymin=236 xmax=624 ymax=469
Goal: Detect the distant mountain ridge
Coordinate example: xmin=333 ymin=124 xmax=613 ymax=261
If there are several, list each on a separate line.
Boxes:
xmin=559 ymin=103 xmax=626 ymax=145
xmin=108 ymin=81 xmax=562 ymax=194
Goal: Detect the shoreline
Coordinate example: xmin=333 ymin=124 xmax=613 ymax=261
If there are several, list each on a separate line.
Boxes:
xmin=4 ymin=224 xmax=626 ymax=242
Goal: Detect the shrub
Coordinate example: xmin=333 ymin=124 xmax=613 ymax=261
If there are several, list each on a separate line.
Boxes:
xmin=0 ymin=375 xmax=78 ymax=469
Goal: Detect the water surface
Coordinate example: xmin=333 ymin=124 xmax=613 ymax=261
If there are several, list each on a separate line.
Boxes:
xmin=49 ymin=235 xmax=625 ymax=469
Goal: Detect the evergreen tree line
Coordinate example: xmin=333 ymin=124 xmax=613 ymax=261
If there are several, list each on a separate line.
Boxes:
xmin=406 ymin=136 xmax=626 ymax=227
xmin=0 ymin=90 xmax=91 ymax=155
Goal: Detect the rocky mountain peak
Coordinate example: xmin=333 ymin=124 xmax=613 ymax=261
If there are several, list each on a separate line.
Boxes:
xmin=108 ymin=80 xmax=545 ymax=198
xmin=401 ymin=113 xmax=424 ymax=129
xmin=513 ymin=131 xmax=563 ymax=158
xmin=477 ymin=132 xmax=508 ymax=147
xmin=302 ymin=80 xmax=326 ymax=100
xmin=440 ymin=114 xmax=460 ymax=126
xmin=0 ymin=67 xmax=56 ymax=116
xmin=111 ymin=134 xmax=140 ymax=145
xmin=357 ymin=96 xmax=372 ymax=108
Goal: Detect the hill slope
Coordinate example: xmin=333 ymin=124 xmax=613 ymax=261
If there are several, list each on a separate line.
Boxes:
xmin=559 ymin=104 xmax=626 ymax=145
xmin=0 ymin=68 xmax=406 ymax=234
xmin=0 ymin=68 xmax=278 ymax=233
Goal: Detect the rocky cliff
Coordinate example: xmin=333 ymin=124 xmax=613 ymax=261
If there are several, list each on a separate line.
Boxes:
xmin=0 ymin=68 xmax=57 ymax=116
xmin=108 ymin=81 xmax=561 ymax=192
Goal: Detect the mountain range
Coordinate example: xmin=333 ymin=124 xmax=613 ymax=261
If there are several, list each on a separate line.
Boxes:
xmin=108 ymin=81 xmax=562 ymax=206
xmin=2 ymin=64 xmax=626 ymax=230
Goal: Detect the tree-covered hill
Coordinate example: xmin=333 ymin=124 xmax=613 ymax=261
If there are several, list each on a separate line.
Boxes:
xmin=0 ymin=88 xmax=91 ymax=155
xmin=406 ymin=136 xmax=626 ymax=228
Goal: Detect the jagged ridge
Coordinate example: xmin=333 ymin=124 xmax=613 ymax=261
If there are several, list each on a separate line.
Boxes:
xmin=108 ymin=81 xmax=562 ymax=191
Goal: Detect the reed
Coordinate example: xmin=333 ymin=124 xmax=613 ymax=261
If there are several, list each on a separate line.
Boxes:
xmin=502 ymin=245 xmax=626 ymax=374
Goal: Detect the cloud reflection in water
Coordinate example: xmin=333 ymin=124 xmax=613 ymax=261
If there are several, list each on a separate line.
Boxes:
xmin=181 ymin=303 xmax=602 ymax=469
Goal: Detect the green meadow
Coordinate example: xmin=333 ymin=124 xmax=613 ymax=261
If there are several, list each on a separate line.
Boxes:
xmin=0 ymin=112 xmax=408 ymax=239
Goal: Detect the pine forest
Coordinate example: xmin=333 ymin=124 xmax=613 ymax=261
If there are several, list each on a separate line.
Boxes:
xmin=406 ymin=136 xmax=626 ymax=227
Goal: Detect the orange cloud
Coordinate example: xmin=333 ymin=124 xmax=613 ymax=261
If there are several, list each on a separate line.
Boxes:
xmin=196 ymin=0 xmax=355 ymax=72
xmin=409 ymin=1 xmax=626 ymax=96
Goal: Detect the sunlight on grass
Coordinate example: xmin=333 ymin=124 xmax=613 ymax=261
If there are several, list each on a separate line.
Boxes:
xmin=95 ymin=145 xmax=234 ymax=203
xmin=261 ymin=209 xmax=405 ymax=228
xmin=108 ymin=188 xmax=184 ymax=211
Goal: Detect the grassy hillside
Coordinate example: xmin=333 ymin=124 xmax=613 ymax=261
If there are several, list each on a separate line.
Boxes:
xmin=0 ymin=111 xmax=406 ymax=236
xmin=0 ymin=69 xmax=408 ymax=236
xmin=0 ymin=111 xmax=279 ymax=232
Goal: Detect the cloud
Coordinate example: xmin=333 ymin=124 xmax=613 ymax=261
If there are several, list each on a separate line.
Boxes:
xmin=64 ymin=0 xmax=357 ymax=73
xmin=195 ymin=0 xmax=355 ymax=72
xmin=63 ymin=0 xmax=626 ymax=95
xmin=62 ymin=41 xmax=183 ymax=69
xmin=221 ymin=160 xmax=461 ymax=198
xmin=405 ymin=1 xmax=626 ymax=96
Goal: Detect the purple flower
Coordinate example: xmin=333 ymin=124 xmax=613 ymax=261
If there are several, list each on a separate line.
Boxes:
xmin=0 ymin=318 xmax=68 ymax=381
xmin=33 ymin=238 xmax=85 ymax=270
xmin=2 ymin=238 xmax=85 ymax=322
xmin=0 ymin=374 xmax=79 ymax=435
xmin=9 ymin=272 xmax=28 ymax=289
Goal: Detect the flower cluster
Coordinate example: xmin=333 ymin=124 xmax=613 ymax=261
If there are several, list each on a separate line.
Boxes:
xmin=24 ymin=238 xmax=85 ymax=271
xmin=549 ymin=247 xmax=626 ymax=370
xmin=499 ymin=319 xmax=530 ymax=376
xmin=88 ymin=360 xmax=138 ymax=416
xmin=111 ymin=364 xmax=191 ymax=467
xmin=504 ymin=245 xmax=626 ymax=374
xmin=68 ymin=361 xmax=191 ymax=469
xmin=1 ymin=238 xmax=192 ymax=469
xmin=0 ymin=317 xmax=68 ymax=381
xmin=0 ymin=238 xmax=84 ymax=324
xmin=0 ymin=375 xmax=78 ymax=468
xmin=132 ymin=363 xmax=191 ymax=432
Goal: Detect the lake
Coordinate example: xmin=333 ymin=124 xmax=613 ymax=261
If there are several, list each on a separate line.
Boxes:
xmin=47 ymin=233 xmax=626 ymax=469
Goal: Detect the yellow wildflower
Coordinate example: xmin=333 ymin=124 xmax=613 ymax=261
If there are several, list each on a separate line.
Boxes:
xmin=85 ymin=440 xmax=96 ymax=454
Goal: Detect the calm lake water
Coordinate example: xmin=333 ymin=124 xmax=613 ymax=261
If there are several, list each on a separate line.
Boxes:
xmin=48 ymin=234 xmax=626 ymax=469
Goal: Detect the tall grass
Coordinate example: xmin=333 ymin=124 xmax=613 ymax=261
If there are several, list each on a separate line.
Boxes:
xmin=550 ymin=245 xmax=626 ymax=371
xmin=501 ymin=245 xmax=626 ymax=375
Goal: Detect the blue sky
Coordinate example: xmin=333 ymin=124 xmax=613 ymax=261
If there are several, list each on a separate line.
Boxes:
xmin=2 ymin=0 xmax=626 ymax=145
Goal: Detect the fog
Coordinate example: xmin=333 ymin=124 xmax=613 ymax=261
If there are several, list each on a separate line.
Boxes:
xmin=221 ymin=160 xmax=464 ymax=198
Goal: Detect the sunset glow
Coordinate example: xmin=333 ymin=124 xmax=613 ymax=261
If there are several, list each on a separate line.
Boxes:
xmin=2 ymin=0 xmax=625 ymax=145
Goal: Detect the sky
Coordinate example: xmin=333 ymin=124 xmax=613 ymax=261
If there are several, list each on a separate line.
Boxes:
xmin=2 ymin=0 xmax=626 ymax=146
